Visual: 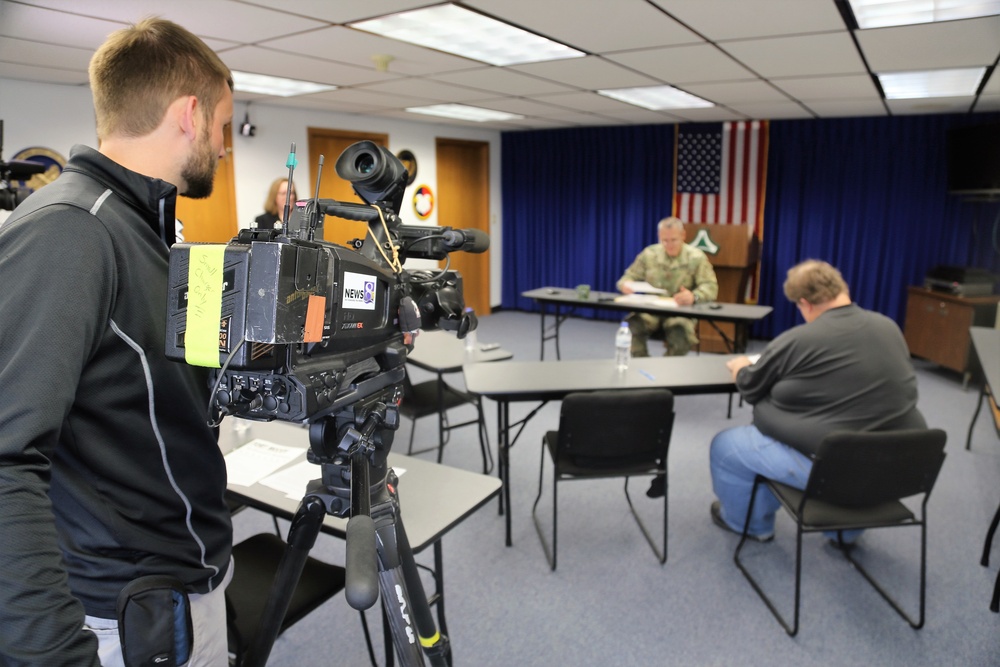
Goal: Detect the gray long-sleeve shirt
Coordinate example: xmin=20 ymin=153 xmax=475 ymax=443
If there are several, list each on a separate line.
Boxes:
xmin=736 ymin=303 xmax=926 ymax=457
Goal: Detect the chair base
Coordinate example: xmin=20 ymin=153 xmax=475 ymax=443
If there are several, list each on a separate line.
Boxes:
xmin=734 ymin=477 xmax=928 ymax=636
xmin=532 ymin=470 xmax=667 ymax=570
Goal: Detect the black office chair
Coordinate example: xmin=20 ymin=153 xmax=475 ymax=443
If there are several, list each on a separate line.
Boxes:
xmin=532 ymin=388 xmax=675 ymax=570
xmin=734 ymin=428 xmax=947 ymax=636
xmin=226 ymin=533 xmax=350 ymax=666
xmin=399 ymin=373 xmax=492 ymax=473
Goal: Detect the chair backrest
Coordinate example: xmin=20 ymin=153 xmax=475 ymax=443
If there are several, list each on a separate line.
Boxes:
xmin=558 ymin=388 xmax=674 ymax=467
xmin=805 ymin=429 xmax=947 ymax=508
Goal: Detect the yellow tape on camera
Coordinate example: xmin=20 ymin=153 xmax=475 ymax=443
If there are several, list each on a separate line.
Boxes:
xmin=184 ymin=245 xmax=226 ymax=368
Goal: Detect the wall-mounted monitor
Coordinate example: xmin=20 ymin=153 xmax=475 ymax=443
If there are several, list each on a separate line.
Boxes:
xmin=947 ymin=121 xmax=1000 ymax=196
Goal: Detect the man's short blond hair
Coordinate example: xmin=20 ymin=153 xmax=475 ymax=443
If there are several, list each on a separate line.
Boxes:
xmin=783 ymin=259 xmax=849 ymax=305
xmin=657 ymin=216 xmax=685 ymax=233
xmin=89 ymin=17 xmax=232 ymax=141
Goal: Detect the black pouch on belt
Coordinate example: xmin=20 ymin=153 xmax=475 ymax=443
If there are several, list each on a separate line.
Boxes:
xmin=115 ymin=575 xmax=193 ymax=667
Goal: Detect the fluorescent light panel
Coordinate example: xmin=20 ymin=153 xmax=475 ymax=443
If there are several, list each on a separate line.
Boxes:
xmin=878 ymin=67 xmax=986 ymax=98
xmin=406 ymin=104 xmax=524 ymax=122
xmin=350 ymin=4 xmax=585 ymax=66
xmin=848 ymin=0 xmax=1000 ymax=29
xmin=231 ymin=71 xmax=336 ymax=97
xmin=597 ymin=85 xmax=714 ymax=110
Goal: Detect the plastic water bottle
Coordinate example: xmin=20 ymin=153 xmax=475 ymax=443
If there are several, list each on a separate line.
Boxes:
xmin=464 ymin=308 xmax=477 ymax=355
xmin=615 ymin=321 xmax=632 ymax=371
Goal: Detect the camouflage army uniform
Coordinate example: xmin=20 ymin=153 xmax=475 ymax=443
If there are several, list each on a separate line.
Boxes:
xmin=616 ymin=243 xmax=719 ymax=356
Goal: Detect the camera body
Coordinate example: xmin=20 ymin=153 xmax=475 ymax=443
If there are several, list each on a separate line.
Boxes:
xmin=165 ymin=141 xmax=486 ymax=423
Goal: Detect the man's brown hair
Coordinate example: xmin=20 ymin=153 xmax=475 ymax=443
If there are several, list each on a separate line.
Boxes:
xmin=89 ymin=17 xmax=232 ymax=140
xmin=783 ymin=259 xmax=849 ymax=305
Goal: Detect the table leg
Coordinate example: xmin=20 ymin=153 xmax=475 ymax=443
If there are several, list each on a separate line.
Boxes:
xmin=436 ymin=371 xmax=447 ymax=463
xmin=500 ymin=401 xmax=512 ymax=547
xmin=967 ymin=384 xmax=986 ymax=450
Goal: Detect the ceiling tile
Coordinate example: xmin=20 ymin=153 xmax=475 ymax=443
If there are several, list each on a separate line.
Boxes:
xmin=0 ymin=36 xmax=92 ymax=72
xmin=605 ymin=43 xmax=758 ymax=84
xmin=220 ymin=45 xmax=386 ymax=87
xmin=886 ymin=96 xmax=977 ymax=115
xmin=856 ymin=16 xmax=1000 ymax=72
xmin=260 ymin=26 xmax=482 ymax=76
xmin=801 ymin=99 xmax=888 ymax=117
xmin=683 ymin=79 xmax=793 ymax=104
xmin=0 ymin=3 xmax=125 ymax=49
xmin=430 ymin=68 xmax=577 ymax=96
xmin=0 ymin=62 xmax=89 ymax=85
xmin=465 ymin=0 xmax=701 ymax=52
xmin=651 ymin=0 xmax=846 ymax=40
xmin=725 ymin=99 xmax=815 ymax=119
xmin=770 ymin=73 xmax=881 ymax=101
xmin=510 ymin=56 xmax=661 ymax=89
xmin=669 ymin=107 xmax=748 ymax=122
xmin=722 ymin=32 xmax=868 ymax=78
xmin=354 ymin=78 xmax=501 ymax=103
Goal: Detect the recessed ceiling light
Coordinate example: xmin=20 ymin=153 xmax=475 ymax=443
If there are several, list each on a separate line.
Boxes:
xmin=231 ymin=71 xmax=336 ymax=97
xmin=350 ymin=4 xmax=585 ymax=66
xmin=878 ymin=67 xmax=986 ymax=98
xmin=405 ymin=104 xmax=524 ymax=122
xmin=597 ymin=85 xmax=714 ymax=110
xmin=848 ymin=0 xmax=1000 ymax=29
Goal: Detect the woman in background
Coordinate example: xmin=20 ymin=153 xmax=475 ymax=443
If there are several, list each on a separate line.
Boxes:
xmin=255 ymin=177 xmax=297 ymax=229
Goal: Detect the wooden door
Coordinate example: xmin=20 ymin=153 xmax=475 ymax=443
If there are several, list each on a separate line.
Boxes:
xmin=436 ymin=138 xmax=491 ymax=316
xmin=175 ymin=124 xmax=237 ymax=242
xmin=306 ymin=128 xmax=389 ymax=247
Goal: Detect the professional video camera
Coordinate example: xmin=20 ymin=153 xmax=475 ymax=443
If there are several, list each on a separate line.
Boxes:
xmin=0 ymin=121 xmax=45 ymax=211
xmin=164 ymin=140 xmax=489 ymax=425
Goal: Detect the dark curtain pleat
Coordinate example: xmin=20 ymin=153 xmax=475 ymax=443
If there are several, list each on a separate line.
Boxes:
xmin=501 ymin=125 xmax=675 ymax=319
xmin=500 ymin=113 xmax=1000 ymax=338
xmin=758 ymin=113 xmax=1000 ymax=337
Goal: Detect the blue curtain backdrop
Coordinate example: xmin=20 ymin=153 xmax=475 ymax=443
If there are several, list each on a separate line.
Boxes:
xmin=501 ymin=124 xmax=675 ymax=320
xmin=501 ymin=112 xmax=1000 ymax=338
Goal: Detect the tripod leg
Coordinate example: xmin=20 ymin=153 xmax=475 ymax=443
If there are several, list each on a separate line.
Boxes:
xmin=373 ymin=484 xmax=451 ymax=667
xmin=243 ymin=495 xmax=328 ymax=667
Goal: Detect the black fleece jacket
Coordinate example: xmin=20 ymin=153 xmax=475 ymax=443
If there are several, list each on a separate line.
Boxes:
xmin=0 ymin=145 xmax=231 ymax=665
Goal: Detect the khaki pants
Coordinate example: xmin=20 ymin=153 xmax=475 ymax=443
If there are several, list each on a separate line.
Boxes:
xmin=626 ymin=312 xmax=698 ymax=357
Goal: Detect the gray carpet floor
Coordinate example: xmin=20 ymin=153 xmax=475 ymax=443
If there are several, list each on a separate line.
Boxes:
xmin=232 ymin=310 xmax=1000 ymax=666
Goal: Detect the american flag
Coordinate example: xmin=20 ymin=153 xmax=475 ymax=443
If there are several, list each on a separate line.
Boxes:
xmin=673 ymin=120 xmax=769 ymax=234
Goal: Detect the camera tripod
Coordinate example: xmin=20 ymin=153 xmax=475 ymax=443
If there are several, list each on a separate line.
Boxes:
xmin=241 ymin=396 xmax=451 ymax=667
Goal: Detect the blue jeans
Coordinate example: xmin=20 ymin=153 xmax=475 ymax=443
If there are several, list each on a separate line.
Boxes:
xmin=710 ymin=425 xmax=861 ymax=542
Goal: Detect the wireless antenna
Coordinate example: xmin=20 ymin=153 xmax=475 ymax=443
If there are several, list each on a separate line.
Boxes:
xmin=308 ymin=154 xmax=325 ymax=241
xmin=282 ymin=142 xmax=297 ymax=230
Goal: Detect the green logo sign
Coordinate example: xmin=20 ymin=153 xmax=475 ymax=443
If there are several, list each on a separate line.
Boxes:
xmin=690 ymin=229 xmax=720 ymax=255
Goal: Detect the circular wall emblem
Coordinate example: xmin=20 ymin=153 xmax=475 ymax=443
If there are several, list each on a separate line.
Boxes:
xmin=12 ymin=146 xmax=66 ymax=191
xmin=413 ymin=184 xmax=434 ymax=220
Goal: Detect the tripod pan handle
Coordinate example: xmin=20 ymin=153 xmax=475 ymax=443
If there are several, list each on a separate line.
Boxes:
xmin=345 ymin=514 xmax=379 ymax=610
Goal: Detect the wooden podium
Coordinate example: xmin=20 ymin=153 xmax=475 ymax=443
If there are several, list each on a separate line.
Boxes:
xmin=684 ymin=223 xmax=759 ymax=353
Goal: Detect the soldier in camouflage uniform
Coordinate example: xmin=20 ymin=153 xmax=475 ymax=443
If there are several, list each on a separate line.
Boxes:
xmin=616 ymin=217 xmax=719 ymax=357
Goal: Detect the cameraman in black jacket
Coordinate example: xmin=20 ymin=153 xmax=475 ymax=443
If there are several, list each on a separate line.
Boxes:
xmin=0 ymin=18 xmax=234 ymax=666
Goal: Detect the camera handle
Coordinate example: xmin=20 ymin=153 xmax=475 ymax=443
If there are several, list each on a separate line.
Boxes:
xmin=242 ymin=408 xmax=450 ymax=667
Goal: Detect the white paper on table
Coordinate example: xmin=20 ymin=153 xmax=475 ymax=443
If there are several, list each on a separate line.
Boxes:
xmin=615 ymin=293 xmax=678 ymax=307
xmin=259 ymin=459 xmax=318 ymax=499
xmin=747 ymin=354 xmax=761 ymax=364
xmin=257 ymin=462 xmax=410 ymax=500
xmin=224 ymin=439 xmax=304 ymax=487
xmin=622 ymin=280 xmax=667 ymax=294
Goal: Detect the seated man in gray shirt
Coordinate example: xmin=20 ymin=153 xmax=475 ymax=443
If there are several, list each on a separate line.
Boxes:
xmin=709 ymin=260 xmax=926 ymax=543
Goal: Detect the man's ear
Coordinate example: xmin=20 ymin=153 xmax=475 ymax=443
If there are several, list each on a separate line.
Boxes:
xmin=177 ymin=95 xmax=199 ymax=141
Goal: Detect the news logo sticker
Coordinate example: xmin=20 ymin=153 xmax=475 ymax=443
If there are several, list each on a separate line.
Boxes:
xmin=342 ymin=272 xmax=376 ymax=310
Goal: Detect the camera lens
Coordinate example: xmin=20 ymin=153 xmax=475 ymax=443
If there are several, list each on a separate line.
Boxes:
xmin=355 ymin=152 xmax=375 ymax=175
